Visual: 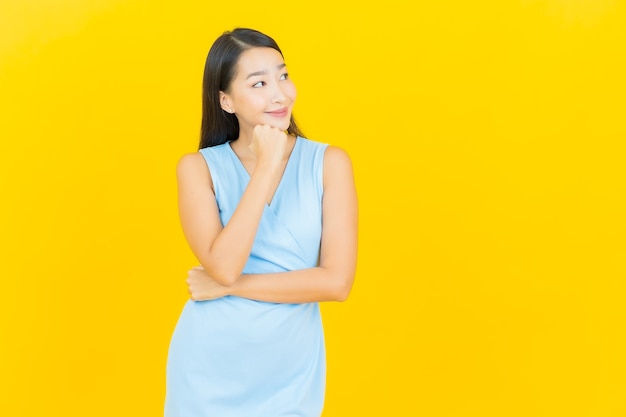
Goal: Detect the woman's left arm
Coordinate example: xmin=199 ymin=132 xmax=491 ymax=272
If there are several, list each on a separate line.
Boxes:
xmin=186 ymin=146 xmax=358 ymax=303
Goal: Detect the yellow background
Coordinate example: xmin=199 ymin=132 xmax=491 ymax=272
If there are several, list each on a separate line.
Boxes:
xmin=1 ymin=1 xmax=625 ymax=415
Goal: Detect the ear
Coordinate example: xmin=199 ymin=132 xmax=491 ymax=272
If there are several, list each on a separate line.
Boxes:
xmin=219 ymin=91 xmax=234 ymax=114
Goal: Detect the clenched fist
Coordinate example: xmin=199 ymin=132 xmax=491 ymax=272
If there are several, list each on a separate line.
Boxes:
xmin=249 ymin=124 xmax=288 ymax=172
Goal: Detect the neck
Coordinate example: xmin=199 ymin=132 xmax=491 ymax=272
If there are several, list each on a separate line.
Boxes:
xmin=232 ymin=123 xmax=254 ymax=145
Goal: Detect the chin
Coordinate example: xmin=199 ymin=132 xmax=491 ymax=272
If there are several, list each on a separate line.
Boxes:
xmin=267 ymin=121 xmax=291 ymax=131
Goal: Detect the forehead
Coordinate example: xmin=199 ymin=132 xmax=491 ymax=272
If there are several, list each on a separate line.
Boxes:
xmin=234 ymin=47 xmax=285 ymax=77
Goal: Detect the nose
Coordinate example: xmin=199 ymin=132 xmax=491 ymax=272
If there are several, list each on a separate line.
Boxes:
xmin=270 ymin=80 xmax=287 ymax=103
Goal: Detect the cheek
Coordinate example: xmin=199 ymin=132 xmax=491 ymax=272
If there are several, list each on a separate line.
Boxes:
xmin=234 ymin=92 xmax=265 ymax=111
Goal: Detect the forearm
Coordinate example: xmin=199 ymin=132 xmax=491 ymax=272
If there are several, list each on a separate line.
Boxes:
xmin=178 ymin=128 xmax=288 ymax=287
xmin=227 ymin=267 xmax=354 ymax=303
xmin=202 ymin=168 xmax=276 ymax=283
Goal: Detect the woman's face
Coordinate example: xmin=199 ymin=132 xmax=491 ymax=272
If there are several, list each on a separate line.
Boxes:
xmin=220 ymin=47 xmax=296 ymax=133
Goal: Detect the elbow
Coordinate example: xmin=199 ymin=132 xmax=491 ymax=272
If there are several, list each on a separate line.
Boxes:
xmin=199 ymin=261 xmax=240 ymax=286
xmin=334 ymin=291 xmax=350 ymax=302
xmin=211 ymin=269 xmax=239 ymax=286
xmin=331 ymin=273 xmax=355 ymax=302
xmin=197 ymin=252 xmax=246 ymax=286
xmin=215 ymin=275 xmax=238 ymax=286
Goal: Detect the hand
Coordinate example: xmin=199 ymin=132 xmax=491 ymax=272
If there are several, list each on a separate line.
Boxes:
xmin=249 ymin=124 xmax=288 ymax=171
xmin=186 ymin=266 xmax=230 ymax=301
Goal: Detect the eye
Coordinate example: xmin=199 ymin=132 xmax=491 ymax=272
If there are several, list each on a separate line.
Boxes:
xmin=252 ymin=81 xmax=265 ymax=88
xmin=280 ymin=73 xmax=289 ymax=80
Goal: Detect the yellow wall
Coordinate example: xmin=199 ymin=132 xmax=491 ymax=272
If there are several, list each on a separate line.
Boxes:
xmin=1 ymin=1 xmax=625 ymax=415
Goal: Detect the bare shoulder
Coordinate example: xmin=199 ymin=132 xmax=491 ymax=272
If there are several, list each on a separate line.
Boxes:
xmin=323 ymin=145 xmax=353 ymax=171
xmin=323 ymin=146 xmax=355 ymax=188
xmin=176 ymin=152 xmax=212 ymax=185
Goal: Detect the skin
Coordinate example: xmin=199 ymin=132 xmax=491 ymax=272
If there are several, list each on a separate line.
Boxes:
xmin=177 ymin=47 xmax=358 ymax=303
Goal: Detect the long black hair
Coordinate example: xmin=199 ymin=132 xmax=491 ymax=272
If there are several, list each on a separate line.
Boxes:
xmin=199 ymin=28 xmax=304 ymax=149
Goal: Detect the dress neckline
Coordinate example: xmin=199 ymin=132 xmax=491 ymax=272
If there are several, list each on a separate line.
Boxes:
xmin=227 ymin=136 xmax=300 ymax=207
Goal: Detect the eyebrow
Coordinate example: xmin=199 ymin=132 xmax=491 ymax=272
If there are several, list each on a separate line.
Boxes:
xmin=246 ymin=63 xmax=287 ymax=80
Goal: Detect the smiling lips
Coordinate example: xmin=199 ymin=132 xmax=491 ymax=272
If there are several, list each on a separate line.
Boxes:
xmin=266 ymin=108 xmax=289 ymax=118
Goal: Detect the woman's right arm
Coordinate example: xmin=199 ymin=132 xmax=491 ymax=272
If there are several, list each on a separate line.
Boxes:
xmin=176 ymin=126 xmax=286 ymax=285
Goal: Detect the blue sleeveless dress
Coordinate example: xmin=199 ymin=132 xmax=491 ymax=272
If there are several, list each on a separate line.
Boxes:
xmin=165 ymin=137 xmax=328 ymax=417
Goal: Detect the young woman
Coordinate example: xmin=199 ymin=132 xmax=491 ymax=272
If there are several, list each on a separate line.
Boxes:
xmin=165 ymin=28 xmax=358 ymax=417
